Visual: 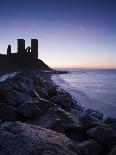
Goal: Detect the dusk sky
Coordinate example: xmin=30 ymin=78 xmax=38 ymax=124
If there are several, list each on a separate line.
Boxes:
xmin=0 ymin=0 xmax=116 ymax=68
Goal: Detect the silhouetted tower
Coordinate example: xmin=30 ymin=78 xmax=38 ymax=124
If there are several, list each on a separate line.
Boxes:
xmin=31 ymin=39 xmax=38 ymax=59
xmin=7 ymin=45 xmax=11 ymax=55
xmin=17 ymin=39 xmax=25 ymax=54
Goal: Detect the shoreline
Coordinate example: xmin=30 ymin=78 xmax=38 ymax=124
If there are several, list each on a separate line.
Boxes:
xmin=0 ymin=70 xmax=116 ymax=154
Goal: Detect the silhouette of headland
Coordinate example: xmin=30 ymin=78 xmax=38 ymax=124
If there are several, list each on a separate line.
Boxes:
xmin=0 ymin=39 xmax=51 ymax=74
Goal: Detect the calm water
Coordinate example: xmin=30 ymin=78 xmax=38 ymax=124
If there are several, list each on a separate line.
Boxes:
xmin=52 ymin=69 xmax=116 ymax=118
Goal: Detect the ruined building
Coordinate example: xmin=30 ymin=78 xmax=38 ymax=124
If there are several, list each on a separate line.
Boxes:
xmin=0 ymin=39 xmax=50 ymax=73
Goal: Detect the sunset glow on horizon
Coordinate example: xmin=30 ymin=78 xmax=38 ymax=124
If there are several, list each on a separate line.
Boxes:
xmin=0 ymin=0 xmax=116 ymax=69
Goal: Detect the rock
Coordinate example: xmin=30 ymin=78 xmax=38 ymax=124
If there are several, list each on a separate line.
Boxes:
xmin=5 ymin=89 xmax=33 ymax=107
xmin=65 ymin=125 xmax=87 ymax=141
xmin=18 ymin=100 xmax=41 ymax=119
xmin=79 ymin=114 xmax=103 ymax=130
xmin=50 ymin=118 xmax=65 ymax=133
xmin=48 ymin=86 xmax=57 ymax=98
xmin=50 ymin=93 xmax=74 ymax=110
xmin=77 ymin=139 xmax=104 ymax=155
xmin=36 ymin=97 xmax=55 ymax=114
xmin=104 ymin=117 xmax=116 ymax=129
xmin=84 ymin=109 xmax=103 ymax=121
xmin=39 ymin=107 xmax=79 ymax=130
xmin=0 ymin=88 xmax=9 ymax=102
xmin=18 ymin=95 xmax=54 ymax=119
xmin=12 ymin=77 xmax=34 ymax=94
xmin=0 ymin=103 xmax=17 ymax=122
xmin=87 ymin=126 xmax=116 ymax=152
xmin=28 ymin=89 xmax=40 ymax=98
xmin=34 ymin=86 xmax=48 ymax=99
xmin=107 ymin=145 xmax=116 ymax=155
xmin=0 ymin=121 xmax=79 ymax=155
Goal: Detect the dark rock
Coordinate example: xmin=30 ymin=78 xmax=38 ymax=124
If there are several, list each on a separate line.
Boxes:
xmin=28 ymin=89 xmax=40 ymax=98
xmin=36 ymin=97 xmax=55 ymax=114
xmin=50 ymin=93 xmax=73 ymax=110
xmin=87 ymin=126 xmax=116 ymax=152
xmin=18 ymin=95 xmax=54 ymax=119
xmin=5 ymin=89 xmax=33 ymax=107
xmin=107 ymin=145 xmax=116 ymax=155
xmin=79 ymin=114 xmax=103 ymax=130
xmin=50 ymin=118 xmax=65 ymax=133
xmin=48 ymin=86 xmax=57 ymax=98
xmin=0 ymin=103 xmax=17 ymax=122
xmin=0 ymin=121 xmax=79 ymax=155
xmin=34 ymin=86 xmax=48 ymax=99
xmin=0 ymin=88 xmax=9 ymax=102
xmin=104 ymin=117 xmax=116 ymax=129
xmin=39 ymin=107 xmax=79 ymax=130
xmin=77 ymin=139 xmax=104 ymax=155
xmin=65 ymin=125 xmax=87 ymax=141
xmin=18 ymin=100 xmax=41 ymax=119
xmin=84 ymin=109 xmax=103 ymax=121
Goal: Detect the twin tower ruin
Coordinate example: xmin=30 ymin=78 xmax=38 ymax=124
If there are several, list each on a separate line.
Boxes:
xmin=7 ymin=39 xmax=38 ymax=59
xmin=0 ymin=38 xmax=50 ymax=73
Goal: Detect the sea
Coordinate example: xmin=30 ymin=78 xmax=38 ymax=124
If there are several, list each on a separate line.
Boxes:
xmin=52 ymin=68 xmax=116 ymax=118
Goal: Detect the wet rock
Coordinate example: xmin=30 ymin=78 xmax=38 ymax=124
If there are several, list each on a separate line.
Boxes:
xmin=34 ymin=86 xmax=48 ymax=99
xmin=0 ymin=121 xmax=79 ymax=155
xmin=12 ymin=77 xmax=34 ymax=94
xmin=107 ymin=145 xmax=116 ymax=155
xmin=77 ymin=139 xmax=104 ymax=155
xmin=50 ymin=93 xmax=73 ymax=110
xmin=37 ymin=97 xmax=55 ymax=114
xmin=5 ymin=90 xmax=33 ymax=107
xmin=84 ymin=109 xmax=103 ymax=121
xmin=39 ymin=107 xmax=79 ymax=130
xmin=0 ymin=88 xmax=9 ymax=102
xmin=79 ymin=114 xmax=103 ymax=130
xmin=0 ymin=103 xmax=17 ymax=122
xmin=50 ymin=118 xmax=65 ymax=133
xmin=104 ymin=117 xmax=116 ymax=129
xmin=18 ymin=96 xmax=54 ymax=119
xmin=18 ymin=100 xmax=41 ymax=119
xmin=65 ymin=125 xmax=86 ymax=141
xmin=87 ymin=126 xmax=116 ymax=152
xmin=48 ymin=86 xmax=57 ymax=98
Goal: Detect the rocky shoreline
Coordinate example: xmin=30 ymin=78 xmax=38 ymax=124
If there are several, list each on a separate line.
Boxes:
xmin=0 ymin=70 xmax=116 ymax=155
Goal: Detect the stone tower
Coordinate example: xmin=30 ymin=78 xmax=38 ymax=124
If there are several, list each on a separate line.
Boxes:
xmin=17 ymin=39 xmax=25 ymax=54
xmin=31 ymin=39 xmax=38 ymax=59
xmin=7 ymin=45 xmax=11 ymax=55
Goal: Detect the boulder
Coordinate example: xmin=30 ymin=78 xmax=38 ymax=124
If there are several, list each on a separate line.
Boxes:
xmin=65 ymin=125 xmax=86 ymax=141
xmin=0 ymin=88 xmax=9 ymax=102
xmin=34 ymin=86 xmax=48 ymax=99
xmin=39 ymin=107 xmax=79 ymax=130
xmin=104 ymin=117 xmax=116 ymax=129
xmin=84 ymin=109 xmax=103 ymax=121
xmin=47 ymin=86 xmax=57 ymax=98
xmin=107 ymin=145 xmax=116 ymax=155
xmin=18 ymin=101 xmax=41 ymax=119
xmin=0 ymin=103 xmax=17 ymax=122
xmin=36 ymin=97 xmax=55 ymax=114
xmin=18 ymin=96 xmax=54 ymax=119
xmin=50 ymin=118 xmax=65 ymax=133
xmin=87 ymin=126 xmax=116 ymax=152
xmin=0 ymin=121 xmax=79 ymax=155
xmin=77 ymin=139 xmax=104 ymax=155
xmin=5 ymin=90 xmax=33 ymax=107
xmin=79 ymin=114 xmax=103 ymax=130
xmin=50 ymin=94 xmax=74 ymax=110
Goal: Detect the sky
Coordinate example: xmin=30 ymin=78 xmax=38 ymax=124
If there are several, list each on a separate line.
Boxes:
xmin=0 ymin=0 xmax=116 ymax=69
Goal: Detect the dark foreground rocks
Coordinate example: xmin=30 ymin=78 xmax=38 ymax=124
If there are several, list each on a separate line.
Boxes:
xmin=0 ymin=70 xmax=116 ymax=155
xmin=0 ymin=121 xmax=79 ymax=155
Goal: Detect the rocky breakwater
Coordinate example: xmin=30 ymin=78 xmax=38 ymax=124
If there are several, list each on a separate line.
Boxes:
xmin=0 ymin=70 xmax=116 ymax=155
